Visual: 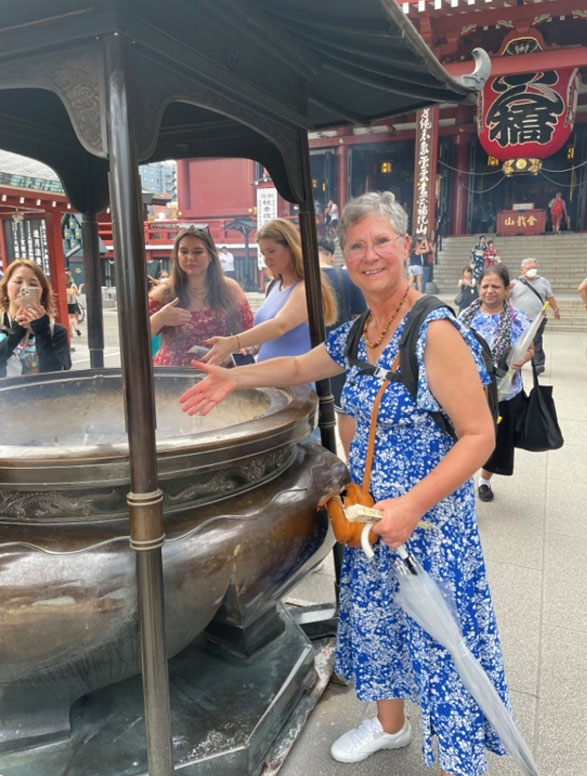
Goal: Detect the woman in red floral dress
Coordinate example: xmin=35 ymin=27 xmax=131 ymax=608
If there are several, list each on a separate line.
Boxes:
xmin=149 ymin=227 xmax=253 ymax=367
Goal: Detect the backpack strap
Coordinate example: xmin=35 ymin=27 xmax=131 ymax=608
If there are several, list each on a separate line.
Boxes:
xmin=396 ymin=296 xmax=454 ymax=399
xmin=345 ymin=310 xmax=404 ymax=384
xmin=519 ymin=277 xmax=545 ymax=304
xmin=397 ymin=296 xmax=457 ymax=440
xmin=345 ymin=296 xmax=458 ymax=439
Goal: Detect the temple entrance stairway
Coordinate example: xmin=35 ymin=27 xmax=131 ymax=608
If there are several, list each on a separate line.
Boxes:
xmin=433 ymin=233 xmax=587 ymax=331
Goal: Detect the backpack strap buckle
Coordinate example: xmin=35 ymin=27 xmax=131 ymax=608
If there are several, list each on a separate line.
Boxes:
xmin=373 ymin=366 xmax=391 ymax=381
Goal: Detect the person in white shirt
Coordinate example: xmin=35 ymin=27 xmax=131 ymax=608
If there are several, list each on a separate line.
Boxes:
xmin=218 ymin=246 xmax=235 ymax=279
xmin=509 ymin=258 xmax=560 ymax=374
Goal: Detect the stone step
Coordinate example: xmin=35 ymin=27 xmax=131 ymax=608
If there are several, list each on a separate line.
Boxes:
xmin=434 ymin=232 xmax=586 ymax=301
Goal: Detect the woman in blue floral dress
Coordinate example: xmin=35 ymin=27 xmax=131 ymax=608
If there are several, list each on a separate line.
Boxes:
xmin=179 ymin=192 xmax=515 ymax=776
xmin=458 ymin=265 xmax=532 ymax=503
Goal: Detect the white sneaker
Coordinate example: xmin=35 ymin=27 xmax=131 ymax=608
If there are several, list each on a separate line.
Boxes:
xmin=330 ymin=715 xmax=412 ymax=763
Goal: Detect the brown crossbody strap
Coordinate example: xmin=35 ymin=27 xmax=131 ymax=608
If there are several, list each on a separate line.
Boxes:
xmin=362 ymin=350 xmax=400 ymax=496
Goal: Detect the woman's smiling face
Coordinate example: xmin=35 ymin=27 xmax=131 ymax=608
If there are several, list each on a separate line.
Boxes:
xmin=343 ymin=215 xmax=409 ymax=299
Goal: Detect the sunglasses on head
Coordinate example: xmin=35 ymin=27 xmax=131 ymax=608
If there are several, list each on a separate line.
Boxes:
xmin=183 ymin=224 xmax=210 ymax=236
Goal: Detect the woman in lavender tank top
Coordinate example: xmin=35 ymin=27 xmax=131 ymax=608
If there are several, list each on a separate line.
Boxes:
xmin=202 ymin=218 xmax=337 ymax=366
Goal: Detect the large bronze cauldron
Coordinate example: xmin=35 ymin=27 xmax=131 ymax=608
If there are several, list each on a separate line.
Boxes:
xmin=0 ymin=369 xmax=347 ymax=754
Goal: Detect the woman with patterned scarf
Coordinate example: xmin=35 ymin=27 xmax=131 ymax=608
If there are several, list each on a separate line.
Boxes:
xmin=458 ymin=265 xmax=532 ymax=502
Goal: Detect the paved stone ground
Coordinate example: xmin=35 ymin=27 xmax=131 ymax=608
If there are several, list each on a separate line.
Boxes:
xmin=71 ymin=309 xmax=586 ymax=776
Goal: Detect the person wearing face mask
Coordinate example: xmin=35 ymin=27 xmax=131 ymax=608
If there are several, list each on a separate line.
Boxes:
xmin=509 ymin=258 xmax=560 ymax=375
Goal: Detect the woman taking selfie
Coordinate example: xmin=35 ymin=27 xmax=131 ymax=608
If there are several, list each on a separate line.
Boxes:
xmin=149 ymin=226 xmax=253 ymax=367
xmin=0 ymin=259 xmax=71 ymax=378
xmin=179 ymin=192 xmax=512 ymax=776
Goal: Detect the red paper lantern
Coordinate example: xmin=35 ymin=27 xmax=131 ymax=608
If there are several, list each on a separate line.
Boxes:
xmin=476 ymin=68 xmax=579 ymax=162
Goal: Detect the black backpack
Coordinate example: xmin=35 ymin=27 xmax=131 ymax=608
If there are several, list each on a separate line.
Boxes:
xmin=344 ymin=295 xmax=499 ymax=441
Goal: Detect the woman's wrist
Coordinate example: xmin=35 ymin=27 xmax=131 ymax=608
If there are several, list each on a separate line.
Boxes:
xmin=30 ymin=314 xmax=50 ymax=333
xmin=151 ymin=310 xmax=162 ymax=334
xmin=396 ymin=491 xmax=427 ymax=527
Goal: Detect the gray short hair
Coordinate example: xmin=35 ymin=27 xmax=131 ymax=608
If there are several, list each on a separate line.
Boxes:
xmin=337 ymin=191 xmax=408 ymax=249
xmin=521 ymin=258 xmax=537 ymax=270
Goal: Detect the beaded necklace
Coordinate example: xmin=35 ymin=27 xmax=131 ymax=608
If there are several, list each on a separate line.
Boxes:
xmin=363 ymin=285 xmax=410 ymax=349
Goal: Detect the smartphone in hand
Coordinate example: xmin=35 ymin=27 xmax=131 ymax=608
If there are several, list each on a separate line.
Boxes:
xmin=231 ymin=352 xmax=256 ymax=366
xmin=18 ymin=286 xmax=42 ymax=307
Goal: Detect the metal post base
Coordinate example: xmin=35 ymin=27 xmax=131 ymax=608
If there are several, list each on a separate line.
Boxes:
xmin=0 ymin=605 xmax=326 ymax=776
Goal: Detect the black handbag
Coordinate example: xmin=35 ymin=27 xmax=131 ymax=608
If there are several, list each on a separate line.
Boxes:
xmin=515 ymin=361 xmax=564 ymax=452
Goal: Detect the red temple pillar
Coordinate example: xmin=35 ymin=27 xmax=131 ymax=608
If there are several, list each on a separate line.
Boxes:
xmin=44 ymin=211 xmax=69 ymax=329
xmin=336 ymin=140 xmax=349 ymax=209
xmin=452 ymin=107 xmax=472 ymax=236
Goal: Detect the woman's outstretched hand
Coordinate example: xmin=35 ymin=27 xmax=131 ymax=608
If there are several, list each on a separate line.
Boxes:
xmin=179 ymin=361 xmax=237 ymax=415
xmin=201 ymin=336 xmax=235 ymax=366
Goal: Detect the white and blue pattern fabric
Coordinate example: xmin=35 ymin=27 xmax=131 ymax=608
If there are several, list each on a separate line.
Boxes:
xmin=324 ymin=307 xmax=510 ymax=776
xmin=457 ymin=307 xmax=530 ymax=401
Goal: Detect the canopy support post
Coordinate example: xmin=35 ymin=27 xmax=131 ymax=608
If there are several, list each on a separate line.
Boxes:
xmin=81 ymin=212 xmax=105 ymax=368
xmin=104 ymin=33 xmax=174 ymax=776
xmin=295 ymin=130 xmax=337 ymax=455
xmin=295 ymin=128 xmax=345 ymax=608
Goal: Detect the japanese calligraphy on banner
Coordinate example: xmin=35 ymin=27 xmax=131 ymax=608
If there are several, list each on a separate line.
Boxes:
xmin=477 ymin=68 xmax=579 ymax=161
xmin=7 ymin=218 xmax=51 ymax=276
xmin=412 ymin=106 xmax=439 ymax=239
xmin=256 ymin=187 xmax=278 ymax=269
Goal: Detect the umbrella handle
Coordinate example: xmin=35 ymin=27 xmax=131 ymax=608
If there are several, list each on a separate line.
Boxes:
xmin=363 ymin=539 xmax=409 ymax=562
xmin=361 ymin=523 xmax=375 ymax=559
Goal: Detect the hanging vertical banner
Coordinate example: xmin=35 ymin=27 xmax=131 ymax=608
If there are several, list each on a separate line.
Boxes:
xmin=476 ymin=68 xmax=579 ymax=161
xmin=412 ymin=106 xmax=439 ymax=239
xmin=256 ymin=186 xmax=277 ymax=269
xmin=8 ymin=218 xmax=51 ymax=276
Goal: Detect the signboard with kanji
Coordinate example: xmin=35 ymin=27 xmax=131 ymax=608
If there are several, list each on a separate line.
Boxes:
xmin=476 ymin=68 xmax=579 ymax=161
xmin=497 ymin=209 xmax=546 ymax=236
xmin=412 ymin=106 xmax=439 ymax=240
xmin=256 ymin=187 xmax=277 ymax=269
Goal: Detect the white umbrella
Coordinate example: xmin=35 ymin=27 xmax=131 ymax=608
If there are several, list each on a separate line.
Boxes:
xmin=497 ymin=302 xmax=549 ymax=400
xmin=393 ymin=545 xmax=540 ymax=776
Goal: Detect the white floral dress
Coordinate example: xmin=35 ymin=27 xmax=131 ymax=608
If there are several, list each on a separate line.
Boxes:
xmin=325 ymin=307 xmax=510 ymax=776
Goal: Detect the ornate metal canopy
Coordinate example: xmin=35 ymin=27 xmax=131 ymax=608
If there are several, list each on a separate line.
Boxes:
xmin=0 ymin=0 xmax=488 ymax=210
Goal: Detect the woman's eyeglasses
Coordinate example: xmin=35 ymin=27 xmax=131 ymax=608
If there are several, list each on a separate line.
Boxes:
xmin=344 ymin=234 xmax=404 ymax=263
